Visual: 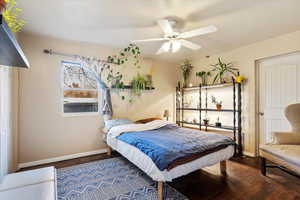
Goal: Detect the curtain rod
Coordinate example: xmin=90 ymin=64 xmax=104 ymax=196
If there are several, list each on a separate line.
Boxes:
xmin=43 ymin=49 xmax=113 ymax=64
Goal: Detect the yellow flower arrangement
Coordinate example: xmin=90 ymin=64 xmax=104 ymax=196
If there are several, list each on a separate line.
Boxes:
xmin=236 ymin=75 xmax=246 ymax=83
xmin=2 ymin=0 xmax=26 ymax=32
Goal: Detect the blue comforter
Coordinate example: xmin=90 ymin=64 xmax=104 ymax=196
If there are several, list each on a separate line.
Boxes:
xmin=117 ymin=124 xmax=235 ymax=171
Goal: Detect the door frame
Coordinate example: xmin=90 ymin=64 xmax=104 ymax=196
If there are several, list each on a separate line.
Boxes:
xmin=255 ymin=60 xmax=260 ymax=156
xmin=255 ymin=50 xmax=300 ymax=155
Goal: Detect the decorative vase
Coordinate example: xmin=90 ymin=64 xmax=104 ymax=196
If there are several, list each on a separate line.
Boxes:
xmin=215 ymin=122 xmax=222 ymax=127
xmin=183 ymin=78 xmax=189 ymax=88
xmin=216 ymin=104 xmax=222 ymax=110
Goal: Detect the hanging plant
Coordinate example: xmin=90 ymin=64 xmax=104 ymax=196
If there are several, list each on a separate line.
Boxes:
xmin=107 ymin=43 xmax=141 ymax=69
xmin=104 ymin=43 xmax=151 ymax=102
xmin=2 ymin=0 xmax=26 ymax=32
xmin=211 ymin=58 xmax=238 ymax=84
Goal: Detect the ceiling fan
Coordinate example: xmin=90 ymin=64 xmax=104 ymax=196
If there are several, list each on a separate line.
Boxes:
xmin=132 ymin=19 xmax=217 ymax=55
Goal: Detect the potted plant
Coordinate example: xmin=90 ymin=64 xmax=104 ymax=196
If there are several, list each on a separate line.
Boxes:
xmin=145 ymin=74 xmax=153 ymax=88
xmin=196 ymin=71 xmax=211 ymax=86
xmin=211 ymin=95 xmax=222 ymax=110
xmin=215 ymin=117 xmax=222 ymax=127
xmin=211 ymin=58 xmax=238 ymax=84
xmin=180 ymin=59 xmax=193 ymax=87
xmin=2 ymin=0 xmax=26 ymax=32
xmin=203 ymin=118 xmax=210 ymax=126
xmin=130 ymin=73 xmax=147 ymax=96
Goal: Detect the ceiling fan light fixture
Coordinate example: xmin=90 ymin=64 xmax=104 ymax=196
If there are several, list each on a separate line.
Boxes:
xmin=171 ymin=40 xmax=181 ymax=53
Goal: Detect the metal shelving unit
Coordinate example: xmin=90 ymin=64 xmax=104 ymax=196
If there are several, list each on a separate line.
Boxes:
xmin=176 ymin=78 xmax=243 ymax=155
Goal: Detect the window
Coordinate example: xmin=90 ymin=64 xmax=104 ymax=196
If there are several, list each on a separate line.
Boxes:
xmin=61 ymin=61 xmax=99 ymax=115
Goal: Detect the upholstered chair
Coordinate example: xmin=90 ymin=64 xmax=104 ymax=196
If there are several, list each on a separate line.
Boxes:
xmin=260 ymin=103 xmax=300 ymax=178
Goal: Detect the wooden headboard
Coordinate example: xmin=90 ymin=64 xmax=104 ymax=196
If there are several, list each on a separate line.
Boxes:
xmin=135 ymin=117 xmax=162 ymax=124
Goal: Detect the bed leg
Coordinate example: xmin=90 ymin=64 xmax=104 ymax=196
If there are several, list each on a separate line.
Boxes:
xmin=260 ymin=157 xmax=266 ymax=176
xmin=157 ymin=181 xmax=164 ymax=200
xmin=107 ymin=146 xmax=112 ymax=156
xmin=220 ymin=160 xmax=227 ymax=176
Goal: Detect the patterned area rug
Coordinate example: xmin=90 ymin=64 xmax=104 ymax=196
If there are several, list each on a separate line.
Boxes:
xmin=57 ymin=157 xmax=188 ymax=200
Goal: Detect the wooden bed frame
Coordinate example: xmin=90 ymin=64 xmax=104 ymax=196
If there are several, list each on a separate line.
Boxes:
xmin=107 ymin=146 xmax=227 ymax=200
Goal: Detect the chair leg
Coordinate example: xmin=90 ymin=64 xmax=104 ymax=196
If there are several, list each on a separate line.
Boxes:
xmin=260 ymin=157 xmax=266 ymax=176
xmin=157 ymin=181 xmax=164 ymax=200
xmin=220 ymin=160 xmax=227 ymax=176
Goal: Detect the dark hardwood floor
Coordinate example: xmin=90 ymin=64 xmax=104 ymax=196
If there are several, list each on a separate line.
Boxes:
xmin=20 ymin=153 xmax=300 ymax=200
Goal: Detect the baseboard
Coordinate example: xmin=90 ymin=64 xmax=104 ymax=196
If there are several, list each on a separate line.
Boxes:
xmin=18 ymin=149 xmax=108 ymax=169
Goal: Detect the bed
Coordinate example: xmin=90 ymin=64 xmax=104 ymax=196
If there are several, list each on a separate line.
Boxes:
xmin=105 ymin=120 xmax=235 ymax=200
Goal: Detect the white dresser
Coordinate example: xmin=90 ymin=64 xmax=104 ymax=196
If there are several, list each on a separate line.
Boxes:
xmin=0 ymin=167 xmax=57 ymax=200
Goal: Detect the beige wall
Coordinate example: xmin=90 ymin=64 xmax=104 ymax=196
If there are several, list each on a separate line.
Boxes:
xmin=18 ymin=29 xmax=300 ymax=164
xmin=189 ymin=29 xmax=300 ymax=155
xmin=18 ymin=33 xmax=179 ymax=164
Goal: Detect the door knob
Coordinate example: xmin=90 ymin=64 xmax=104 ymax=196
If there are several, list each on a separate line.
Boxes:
xmin=258 ymin=112 xmax=264 ymax=116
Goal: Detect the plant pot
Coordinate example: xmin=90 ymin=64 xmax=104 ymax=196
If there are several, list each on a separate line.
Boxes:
xmin=203 ymin=119 xmax=209 ymax=126
xmin=216 ymin=104 xmax=222 ymax=110
xmin=215 ymin=122 xmax=222 ymax=127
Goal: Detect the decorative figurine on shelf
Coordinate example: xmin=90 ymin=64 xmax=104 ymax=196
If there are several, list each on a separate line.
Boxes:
xmin=215 ymin=117 xmax=222 ymax=127
xmin=196 ymin=71 xmax=211 ymax=86
xmin=211 ymin=95 xmax=222 ymax=110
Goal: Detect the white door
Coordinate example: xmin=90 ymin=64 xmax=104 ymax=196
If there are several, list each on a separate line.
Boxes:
xmin=0 ymin=67 xmax=8 ymax=181
xmin=258 ymin=52 xmax=300 ymax=145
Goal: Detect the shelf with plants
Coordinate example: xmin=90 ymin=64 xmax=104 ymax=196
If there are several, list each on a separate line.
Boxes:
xmin=182 ymin=83 xmax=234 ymax=90
xmin=176 ymin=58 xmax=245 ymax=156
xmin=176 ymin=121 xmax=201 ymax=126
xmin=111 ymin=85 xmax=155 ymax=90
xmin=176 ymin=108 xmax=238 ymax=112
xmin=177 ymin=121 xmax=237 ymax=131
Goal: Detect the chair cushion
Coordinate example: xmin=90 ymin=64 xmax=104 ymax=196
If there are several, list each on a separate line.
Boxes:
xmin=260 ymin=145 xmax=300 ymax=168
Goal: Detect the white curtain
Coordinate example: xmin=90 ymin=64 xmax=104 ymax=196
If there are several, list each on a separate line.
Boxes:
xmin=77 ymin=57 xmax=113 ymax=119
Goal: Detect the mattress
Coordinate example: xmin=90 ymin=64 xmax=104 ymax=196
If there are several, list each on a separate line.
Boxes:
xmin=107 ymin=135 xmax=234 ymax=182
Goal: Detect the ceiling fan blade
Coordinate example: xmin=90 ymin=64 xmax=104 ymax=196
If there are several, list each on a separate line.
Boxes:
xmin=156 ymin=41 xmax=171 ymax=55
xmin=157 ymin=19 xmax=174 ymax=34
xmin=181 ymin=40 xmax=202 ymax=50
xmin=156 ymin=45 xmax=165 ymax=55
xmin=180 ymin=25 xmax=217 ymax=39
xmin=131 ymin=38 xmax=167 ymax=43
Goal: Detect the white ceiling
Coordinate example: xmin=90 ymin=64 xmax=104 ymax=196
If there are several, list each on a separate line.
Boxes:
xmin=18 ymin=0 xmax=300 ymax=63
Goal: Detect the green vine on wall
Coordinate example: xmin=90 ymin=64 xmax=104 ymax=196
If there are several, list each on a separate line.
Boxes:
xmin=107 ymin=43 xmax=141 ymax=68
xmin=102 ymin=44 xmax=151 ymax=102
